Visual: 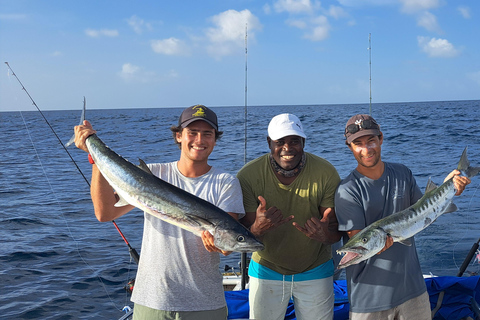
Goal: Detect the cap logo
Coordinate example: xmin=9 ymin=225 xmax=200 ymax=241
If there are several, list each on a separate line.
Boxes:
xmin=192 ymin=105 xmax=206 ymax=118
xmin=355 ymin=119 xmax=362 ymax=127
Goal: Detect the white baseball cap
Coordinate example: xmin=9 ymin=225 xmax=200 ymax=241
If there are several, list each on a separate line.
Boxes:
xmin=267 ymin=113 xmax=307 ymax=140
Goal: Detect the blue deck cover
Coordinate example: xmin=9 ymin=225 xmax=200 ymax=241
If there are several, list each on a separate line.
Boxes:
xmin=225 ymin=276 xmax=480 ymax=320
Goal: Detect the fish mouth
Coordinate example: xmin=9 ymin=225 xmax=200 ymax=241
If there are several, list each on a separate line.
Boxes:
xmin=235 ymin=243 xmax=265 ymax=252
xmin=337 ymin=246 xmax=366 ymax=269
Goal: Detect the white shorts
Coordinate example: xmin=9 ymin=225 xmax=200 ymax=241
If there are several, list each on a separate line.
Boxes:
xmin=248 ymin=276 xmax=334 ymax=320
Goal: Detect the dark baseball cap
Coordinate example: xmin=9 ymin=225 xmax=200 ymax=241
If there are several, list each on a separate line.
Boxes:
xmin=344 ymin=114 xmax=381 ymax=144
xmin=179 ymin=105 xmax=218 ymax=131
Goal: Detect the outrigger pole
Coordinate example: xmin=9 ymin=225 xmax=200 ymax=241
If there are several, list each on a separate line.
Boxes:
xmin=5 ymin=62 xmax=140 ymax=265
xmin=240 ymin=23 xmax=249 ymax=290
xmin=368 ymin=33 xmax=372 ymax=116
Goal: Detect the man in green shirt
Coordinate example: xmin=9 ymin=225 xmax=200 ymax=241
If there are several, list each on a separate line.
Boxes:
xmin=237 ymin=113 xmax=342 ymax=320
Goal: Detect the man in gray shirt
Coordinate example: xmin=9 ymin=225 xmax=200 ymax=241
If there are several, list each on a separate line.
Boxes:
xmin=335 ymin=114 xmax=471 ymax=319
xmin=74 ymin=105 xmax=245 ymax=320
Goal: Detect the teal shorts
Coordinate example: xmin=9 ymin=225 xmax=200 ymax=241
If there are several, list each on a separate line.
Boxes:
xmin=133 ymin=303 xmax=227 ymax=320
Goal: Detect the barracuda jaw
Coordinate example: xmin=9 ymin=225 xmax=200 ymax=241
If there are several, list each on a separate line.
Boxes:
xmin=337 ymin=246 xmax=368 ymax=269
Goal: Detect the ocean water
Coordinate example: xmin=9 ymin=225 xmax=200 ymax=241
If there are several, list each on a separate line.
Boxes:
xmin=1 ymin=100 xmax=480 ymax=319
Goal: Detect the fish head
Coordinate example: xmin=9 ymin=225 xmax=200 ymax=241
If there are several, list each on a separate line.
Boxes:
xmin=213 ymin=226 xmax=264 ymax=253
xmin=336 ymin=227 xmax=387 ymax=269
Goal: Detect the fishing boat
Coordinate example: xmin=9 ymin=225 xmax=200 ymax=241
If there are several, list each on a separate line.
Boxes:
xmin=114 ymin=272 xmax=480 ymax=320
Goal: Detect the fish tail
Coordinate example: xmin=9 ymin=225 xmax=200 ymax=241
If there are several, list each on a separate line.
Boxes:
xmin=65 ymin=97 xmax=86 ymax=147
xmin=458 ymin=147 xmax=480 ymax=178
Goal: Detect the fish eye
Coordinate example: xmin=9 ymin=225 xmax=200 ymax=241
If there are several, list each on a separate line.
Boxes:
xmin=362 ymin=237 xmax=368 ymax=243
xmin=237 ymin=235 xmax=245 ymax=242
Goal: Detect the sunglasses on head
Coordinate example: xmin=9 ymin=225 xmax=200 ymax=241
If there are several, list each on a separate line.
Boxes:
xmin=345 ymin=119 xmax=379 ymax=135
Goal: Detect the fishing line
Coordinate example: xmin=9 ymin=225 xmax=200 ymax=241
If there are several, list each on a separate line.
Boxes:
xmin=4 ymin=62 xmax=139 ymax=264
xmin=5 ymin=62 xmax=136 ymax=313
xmin=452 ymin=184 xmax=480 ymax=275
xmin=17 ymin=109 xmax=124 ymax=311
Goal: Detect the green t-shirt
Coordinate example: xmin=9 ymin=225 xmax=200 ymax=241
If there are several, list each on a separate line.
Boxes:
xmin=237 ymin=152 xmax=340 ymax=275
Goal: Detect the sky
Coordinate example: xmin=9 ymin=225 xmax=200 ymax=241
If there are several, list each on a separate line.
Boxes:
xmin=0 ymin=0 xmax=479 ymax=111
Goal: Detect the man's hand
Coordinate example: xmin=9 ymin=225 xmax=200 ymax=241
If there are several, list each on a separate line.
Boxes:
xmin=293 ymin=208 xmax=341 ymax=244
xmin=249 ymin=196 xmax=294 ymax=238
xmin=293 ymin=216 xmax=330 ymax=242
xmin=201 ymin=231 xmax=231 ymax=256
xmin=74 ymin=120 xmax=96 ymax=153
xmin=444 ymin=169 xmax=471 ymax=196
xmin=377 ymin=235 xmax=394 ymax=254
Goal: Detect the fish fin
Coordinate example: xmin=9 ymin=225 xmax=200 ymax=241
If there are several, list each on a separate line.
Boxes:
xmin=458 ymin=147 xmax=480 ymax=178
xmin=65 ymin=96 xmax=86 ymax=147
xmin=184 ymin=214 xmax=215 ymax=228
xmin=398 ymin=238 xmax=412 ymax=246
xmin=114 ymin=195 xmax=131 ymax=207
xmin=444 ymin=202 xmax=458 ymax=214
xmin=138 ymin=158 xmax=154 ymax=174
xmin=425 ymin=178 xmax=438 ymax=193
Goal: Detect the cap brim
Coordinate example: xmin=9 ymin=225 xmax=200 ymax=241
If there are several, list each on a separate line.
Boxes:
xmin=346 ymin=129 xmax=380 ymax=144
xmin=181 ymin=118 xmax=218 ymax=131
xmin=269 ymin=129 xmax=307 ymax=141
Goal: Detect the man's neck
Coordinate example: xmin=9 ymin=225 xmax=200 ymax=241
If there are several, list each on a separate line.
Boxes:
xmin=274 ymin=172 xmax=297 ymax=185
xmin=177 ymin=157 xmax=211 ymax=178
xmin=356 ymin=161 xmax=385 ymax=180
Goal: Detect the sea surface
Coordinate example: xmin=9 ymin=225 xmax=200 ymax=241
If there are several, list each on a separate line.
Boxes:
xmin=1 ymin=100 xmax=480 ymax=319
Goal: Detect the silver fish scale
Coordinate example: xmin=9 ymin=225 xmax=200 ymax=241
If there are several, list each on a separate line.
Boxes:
xmin=384 ymin=179 xmax=456 ymax=241
xmin=85 ymin=134 xmax=264 ymax=252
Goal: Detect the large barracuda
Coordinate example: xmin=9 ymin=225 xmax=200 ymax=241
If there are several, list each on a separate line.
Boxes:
xmin=337 ymin=148 xmax=480 ymax=269
xmin=67 ymin=106 xmax=264 ymax=253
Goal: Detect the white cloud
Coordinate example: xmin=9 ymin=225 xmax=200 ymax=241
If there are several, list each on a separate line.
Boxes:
xmin=417 ymin=36 xmax=459 ymax=58
xmin=120 ymin=63 xmax=140 ymax=78
xmin=287 ymin=19 xmax=308 ymax=29
xmin=118 ymin=63 xmax=159 ymax=83
xmin=127 ymin=15 xmax=153 ymax=34
xmin=85 ymin=29 xmax=119 ymax=38
xmin=287 ymin=14 xmax=331 ymax=41
xmin=273 ymin=0 xmax=319 ymax=14
xmin=151 ymin=38 xmax=190 ymax=56
xmin=336 ymin=0 xmax=397 ymax=6
xmin=263 ymin=3 xmax=272 ymax=14
xmin=327 ymin=5 xmax=348 ymax=19
xmin=457 ymin=6 xmax=471 ymax=19
xmin=272 ymin=1 xmax=348 ymax=42
xmin=205 ymin=9 xmax=262 ymax=58
xmin=399 ymin=0 xmax=443 ymax=14
xmin=303 ymin=15 xmax=330 ymax=41
xmin=416 ymin=11 xmax=441 ymax=33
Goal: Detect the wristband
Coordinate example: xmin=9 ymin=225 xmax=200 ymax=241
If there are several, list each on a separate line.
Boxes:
xmin=88 ymin=153 xmax=95 ymax=164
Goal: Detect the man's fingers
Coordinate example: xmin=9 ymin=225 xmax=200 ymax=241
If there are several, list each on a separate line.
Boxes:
xmin=257 ymin=195 xmax=267 ymax=212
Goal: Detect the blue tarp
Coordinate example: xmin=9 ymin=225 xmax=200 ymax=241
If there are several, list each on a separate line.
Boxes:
xmin=225 ymin=276 xmax=480 ymax=320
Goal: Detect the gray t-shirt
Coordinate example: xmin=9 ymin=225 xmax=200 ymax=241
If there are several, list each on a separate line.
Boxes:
xmin=131 ymin=162 xmax=245 ymax=311
xmin=335 ymin=162 xmax=426 ymax=313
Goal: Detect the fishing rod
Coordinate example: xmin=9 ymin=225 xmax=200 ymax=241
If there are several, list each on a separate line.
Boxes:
xmin=4 ymin=62 xmax=140 ymax=265
xmin=368 ymin=33 xmax=372 ymax=116
xmin=240 ymin=23 xmax=249 ymax=291
xmin=457 ymin=237 xmax=480 ymax=277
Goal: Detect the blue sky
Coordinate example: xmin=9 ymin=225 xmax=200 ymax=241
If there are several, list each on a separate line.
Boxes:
xmin=0 ymin=0 xmax=478 ymax=111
